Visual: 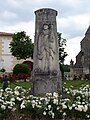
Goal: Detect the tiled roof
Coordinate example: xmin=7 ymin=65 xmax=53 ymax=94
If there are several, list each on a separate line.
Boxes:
xmin=0 ymin=32 xmax=13 ymax=36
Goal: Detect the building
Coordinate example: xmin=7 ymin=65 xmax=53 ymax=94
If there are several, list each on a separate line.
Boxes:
xmin=70 ymin=26 xmax=90 ymax=79
xmin=70 ymin=26 xmax=90 ymax=78
xmin=0 ymin=32 xmax=33 ymax=72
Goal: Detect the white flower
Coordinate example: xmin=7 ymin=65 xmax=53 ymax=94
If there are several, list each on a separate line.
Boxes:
xmin=10 ymin=98 xmax=15 ymax=102
xmin=0 ymin=93 xmax=3 ymax=97
xmin=43 ymin=111 xmax=46 ymax=115
xmin=67 ymin=91 xmax=70 ymax=94
xmin=46 ymin=93 xmax=52 ymax=96
xmin=20 ymin=102 xmax=25 ymax=109
xmin=72 ymin=104 xmax=75 ymax=107
xmin=32 ymin=103 xmax=35 ymax=108
xmin=53 ymin=92 xmax=58 ymax=98
xmin=21 ymin=104 xmax=25 ymax=109
xmin=14 ymin=86 xmax=21 ymax=90
xmin=40 ymin=98 xmax=44 ymax=101
xmin=1 ymin=105 xmax=6 ymax=110
xmin=53 ymin=98 xmax=58 ymax=105
xmin=31 ymin=100 xmax=36 ymax=104
xmin=64 ymin=82 xmax=66 ymax=85
xmin=0 ymin=89 xmax=3 ymax=92
xmin=48 ymin=105 xmax=51 ymax=110
xmin=87 ymin=115 xmax=90 ymax=118
xmin=36 ymin=105 xmax=42 ymax=108
xmin=77 ymin=102 xmax=81 ymax=104
xmin=11 ymin=107 xmax=16 ymax=111
xmin=27 ymin=100 xmax=30 ymax=102
xmin=51 ymin=112 xmax=55 ymax=118
xmin=69 ymin=106 xmax=72 ymax=110
xmin=82 ymin=102 xmax=85 ymax=105
xmin=39 ymin=101 xmax=41 ymax=105
xmin=63 ymin=112 xmax=66 ymax=116
xmin=62 ymin=103 xmax=67 ymax=109
xmin=65 ymin=88 xmax=68 ymax=92
xmin=83 ymin=105 xmax=88 ymax=112
xmin=0 ymin=99 xmax=4 ymax=103
xmin=85 ymin=92 xmax=88 ymax=97
xmin=17 ymin=97 xmax=23 ymax=101
xmin=10 ymin=101 xmax=15 ymax=106
xmin=57 ymin=106 xmax=59 ymax=110
xmin=8 ymin=106 xmax=12 ymax=109
xmin=75 ymin=105 xmax=83 ymax=112
xmin=14 ymin=91 xmax=20 ymax=96
xmin=48 ymin=110 xmax=54 ymax=118
xmin=48 ymin=110 xmax=52 ymax=115
xmin=77 ymin=96 xmax=81 ymax=100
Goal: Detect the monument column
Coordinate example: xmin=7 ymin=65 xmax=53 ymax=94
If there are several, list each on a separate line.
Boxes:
xmin=31 ymin=8 xmax=62 ymax=95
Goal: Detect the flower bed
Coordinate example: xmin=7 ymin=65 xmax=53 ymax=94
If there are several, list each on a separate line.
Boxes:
xmin=0 ymin=84 xmax=90 ymax=120
xmin=0 ymin=73 xmax=31 ymax=83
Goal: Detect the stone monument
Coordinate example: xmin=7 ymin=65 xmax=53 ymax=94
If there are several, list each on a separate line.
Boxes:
xmin=31 ymin=8 xmax=62 ymax=95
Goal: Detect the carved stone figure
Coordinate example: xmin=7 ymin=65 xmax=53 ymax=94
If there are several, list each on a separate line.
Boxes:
xmin=37 ymin=24 xmax=56 ymax=72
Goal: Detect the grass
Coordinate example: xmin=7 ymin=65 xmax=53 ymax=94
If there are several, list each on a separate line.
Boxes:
xmin=62 ymin=80 xmax=90 ymax=89
xmin=11 ymin=81 xmax=31 ymax=89
xmin=0 ymin=81 xmax=31 ymax=90
xmin=0 ymin=80 xmax=90 ymax=90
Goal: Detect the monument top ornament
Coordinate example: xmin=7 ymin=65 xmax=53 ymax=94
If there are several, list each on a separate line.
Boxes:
xmin=35 ymin=8 xmax=57 ymax=16
xmin=31 ymin=8 xmax=62 ymax=95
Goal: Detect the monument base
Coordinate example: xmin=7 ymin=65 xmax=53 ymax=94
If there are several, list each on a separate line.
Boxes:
xmin=30 ymin=74 xmax=62 ymax=96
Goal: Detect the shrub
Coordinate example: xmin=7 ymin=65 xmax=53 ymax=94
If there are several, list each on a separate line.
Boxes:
xmin=13 ymin=64 xmax=29 ymax=74
xmin=0 ymin=68 xmax=6 ymax=72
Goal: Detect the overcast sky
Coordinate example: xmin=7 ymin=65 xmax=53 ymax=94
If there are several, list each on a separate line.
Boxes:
xmin=0 ymin=0 xmax=90 ymax=64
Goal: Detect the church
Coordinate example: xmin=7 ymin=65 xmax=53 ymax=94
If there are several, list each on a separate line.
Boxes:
xmin=70 ymin=26 xmax=90 ymax=79
xmin=0 ymin=32 xmax=33 ymax=72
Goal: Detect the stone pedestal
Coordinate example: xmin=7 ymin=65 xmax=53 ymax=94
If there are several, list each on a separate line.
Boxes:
xmin=31 ymin=8 xmax=62 ymax=95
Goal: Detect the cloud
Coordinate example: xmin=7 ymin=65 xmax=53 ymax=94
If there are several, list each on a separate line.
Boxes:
xmin=57 ymin=14 xmax=90 ymax=39
xmin=0 ymin=0 xmax=90 ymax=64
xmin=64 ymin=36 xmax=84 ymax=64
xmin=0 ymin=21 xmax=35 ymax=41
xmin=0 ymin=0 xmax=34 ymax=25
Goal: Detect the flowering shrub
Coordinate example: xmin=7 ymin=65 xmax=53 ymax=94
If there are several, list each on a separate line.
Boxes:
xmin=8 ymin=73 xmax=31 ymax=82
xmin=0 ymin=84 xmax=90 ymax=120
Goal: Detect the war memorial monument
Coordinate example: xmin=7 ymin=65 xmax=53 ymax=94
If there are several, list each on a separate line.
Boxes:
xmin=31 ymin=8 xmax=62 ymax=95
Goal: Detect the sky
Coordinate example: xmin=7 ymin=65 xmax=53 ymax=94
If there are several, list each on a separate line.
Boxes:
xmin=0 ymin=0 xmax=90 ymax=64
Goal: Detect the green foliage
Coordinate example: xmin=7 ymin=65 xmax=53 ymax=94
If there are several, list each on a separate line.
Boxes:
xmin=9 ymin=31 xmax=34 ymax=60
xmin=60 ymin=64 xmax=70 ymax=79
xmin=0 ymin=68 xmax=6 ymax=72
xmin=63 ymin=64 xmax=70 ymax=72
xmin=13 ymin=64 xmax=29 ymax=74
xmin=58 ymin=32 xmax=68 ymax=78
xmin=58 ymin=32 xmax=68 ymax=64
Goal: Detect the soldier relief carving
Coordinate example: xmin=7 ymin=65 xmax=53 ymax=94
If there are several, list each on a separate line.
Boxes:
xmin=37 ymin=23 xmax=56 ymax=72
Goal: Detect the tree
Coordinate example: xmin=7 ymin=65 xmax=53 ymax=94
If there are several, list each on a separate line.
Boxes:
xmin=63 ymin=64 xmax=70 ymax=72
xmin=58 ymin=32 xmax=68 ymax=78
xmin=9 ymin=31 xmax=34 ymax=60
xmin=58 ymin=32 xmax=68 ymax=64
